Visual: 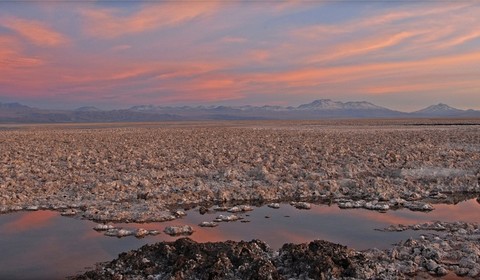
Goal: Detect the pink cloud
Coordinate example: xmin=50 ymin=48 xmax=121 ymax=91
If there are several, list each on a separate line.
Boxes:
xmin=294 ymin=3 xmax=473 ymax=39
xmin=0 ymin=35 xmax=43 ymax=72
xmin=81 ymin=2 xmax=220 ymax=38
xmin=111 ymin=44 xmax=132 ymax=52
xmin=307 ymin=31 xmax=418 ymax=64
xmin=221 ymin=36 xmax=248 ymax=44
xmin=437 ymin=30 xmax=480 ymax=49
xmin=1 ymin=17 xmax=67 ymax=46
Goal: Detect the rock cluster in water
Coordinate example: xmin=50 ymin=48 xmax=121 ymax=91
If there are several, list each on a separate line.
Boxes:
xmin=163 ymin=225 xmax=194 ymax=236
xmin=0 ymin=122 xmax=479 ymax=223
xmin=94 ymin=224 xmax=160 ymax=238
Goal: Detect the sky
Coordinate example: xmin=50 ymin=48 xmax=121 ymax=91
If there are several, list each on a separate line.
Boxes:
xmin=1 ymin=1 xmax=480 ymax=111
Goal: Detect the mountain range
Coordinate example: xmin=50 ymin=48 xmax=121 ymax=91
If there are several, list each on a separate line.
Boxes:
xmin=1 ymin=99 xmax=479 ymax=123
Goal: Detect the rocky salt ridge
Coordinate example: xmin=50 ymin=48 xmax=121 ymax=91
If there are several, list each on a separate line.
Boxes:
xmin=72 ymin=221 xmax=480 ymax=279
xmin=1 ymin=124 xmax=479 ymax=223
xmin=375 ymin=221 xmax=480 ymax=278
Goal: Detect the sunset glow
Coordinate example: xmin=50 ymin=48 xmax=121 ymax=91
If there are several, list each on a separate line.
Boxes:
xmin=1 ymin=1 xmax=480 ymax=110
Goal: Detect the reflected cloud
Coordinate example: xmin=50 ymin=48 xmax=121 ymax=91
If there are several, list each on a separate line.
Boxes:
xmin=0 ymin=200 xmax=479 ymax=278
xmin=1 ymin=211 xmax=57 ymax=234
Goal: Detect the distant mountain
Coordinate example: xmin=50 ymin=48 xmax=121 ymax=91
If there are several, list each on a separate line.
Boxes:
xmin=411 ymin=103 xmax=480 ymax=117
xmin=129 ymin=105 xmax=159 ymax=112
xmin=297 ymin=99 xmax=385 ymax=110
xmin=1 ymin=100 xmax=479 ymax=123
xmin=0 ymin=102 xmax=34 ymax=111
xmin=412 ymin=103 xmax=465 ymax=116
xmin=74 ymin=106 xmax=101 ymax=112
xmin=127 ymin=99 xmax=405 ymax=119
xmin=293 ymin=99 xmax=405 ymax=118
xmin=0 ymin=102 xmax=181 ymax=123
xmin=0 ymin=102 xmax=37 ymax=122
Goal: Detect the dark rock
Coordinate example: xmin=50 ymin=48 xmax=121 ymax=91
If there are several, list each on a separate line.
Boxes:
xmin=199 ymin=206 xmax=209 ymax=215
xmin=72 ymin=238 xmax=280 ymax=280
xmin=73 ymin=238 xmax=382 ymax=280
xmin=276 ymin=240 xmax=370 ymax=279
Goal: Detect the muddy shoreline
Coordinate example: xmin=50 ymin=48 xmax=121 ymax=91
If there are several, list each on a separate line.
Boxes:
xmin=73 ymin=220 xmax=480 ymax=279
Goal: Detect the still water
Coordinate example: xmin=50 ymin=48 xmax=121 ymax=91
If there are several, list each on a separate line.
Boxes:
xmin=0 ymin=199 xmax=479 ymax=279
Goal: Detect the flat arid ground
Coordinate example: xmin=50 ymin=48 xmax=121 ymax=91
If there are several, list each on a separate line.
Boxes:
xmin=1 ymin=119 xmax=480 ymax=279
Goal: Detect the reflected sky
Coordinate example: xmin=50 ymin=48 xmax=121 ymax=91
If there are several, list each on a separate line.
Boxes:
xmin=0 ymin=198 xmax=479 ymax=279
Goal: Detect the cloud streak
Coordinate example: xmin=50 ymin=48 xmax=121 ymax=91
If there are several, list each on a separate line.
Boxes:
xmin=1 ymin=17 xmax=67 ymax=46
xmin=80 ymin=2 xmax=219 ymax=38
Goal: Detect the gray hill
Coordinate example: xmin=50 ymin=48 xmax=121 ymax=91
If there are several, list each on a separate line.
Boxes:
xmin=0 ymin=102 xmax=34 ymax=111
xmin=74 ymin=106 xmax=102 ymax=112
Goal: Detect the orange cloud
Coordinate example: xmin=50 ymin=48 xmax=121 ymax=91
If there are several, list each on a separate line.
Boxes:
xmin=437 ymin=30 xmax=480 ymax=49
xmin=248 ymin=50 xmax=480 ymax=89
xmin=59 ymin=60 xmax=225 ymax=86
xmin=364 ymin=79 xmax=480 ymax=96
xmin=221 ymin=36 xmax=248 ymax=44
xmin=196 ymin=79 xmax=235 ymax=90
xmin=294 ymin=3 xmax=472 ymax=39
xmin=111 ymin=44 xmax=132 ymax=52
xmin=308 ymin=32 xmax=417 ymax=64
xmin=81 ymin=2 xmax=219 ymax=38
xmin=0 ymin=35 xmax=43 ymax=72
xmin=1 ymin=17 xmax=67 ymax=46
xmin=249 ymin=50 xmax=271 ymax=62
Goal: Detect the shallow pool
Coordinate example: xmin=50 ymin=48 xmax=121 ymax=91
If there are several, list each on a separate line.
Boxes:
xmin=0 ymin=198 xmax=479 ymax=279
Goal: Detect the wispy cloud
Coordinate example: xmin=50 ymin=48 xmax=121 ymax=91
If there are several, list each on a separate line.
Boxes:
xmin=307 ymin=31 xmax=418 ymax=64
xmin=294 ymin=3 xmax=473 ymax=39
xmin=111 ymin=44 xmax=132 ymax=52
xmin=1 ymin=17 xmax=67 ymax=46
xmin=221 ymin=36 xmax=248 ymax=44
xmin=242 ymin=50 xmax=480 ymax=93
xmin=80 ymin=2 xmax=219 ymax=38
xmin=436 ymin=30 xmax=480 ymax=49
xmin=0 ymin=35 xmax=43 ymax=71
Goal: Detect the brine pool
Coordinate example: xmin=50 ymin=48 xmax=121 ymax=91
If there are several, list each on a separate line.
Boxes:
xmin=1 ymin=198 xmax=479 ymax=279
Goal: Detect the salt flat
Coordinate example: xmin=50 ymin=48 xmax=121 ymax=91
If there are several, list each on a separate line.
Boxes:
xmin=1 ymin=119 xmax=480 ymax=279
xmin=1 ymin=120 xmax=479 ymax=222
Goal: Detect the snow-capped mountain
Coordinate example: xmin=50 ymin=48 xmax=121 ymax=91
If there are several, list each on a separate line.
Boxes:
xmin=74 ymin=106 xmax=101 ymax=112
xmin=297 ymin=99 xmax=344 ymax=110
xmin=1 ymin=99 xmax=479 ymax=123
xmin=297 ymin=99 xmax=388 ymax=111
xmin=413 ymin=103 xmax=466 ymax=116
xmin=129 ymin=105 xmax=161 ymax=111
xmin=0 ymin=102 xmax=34 ymax=111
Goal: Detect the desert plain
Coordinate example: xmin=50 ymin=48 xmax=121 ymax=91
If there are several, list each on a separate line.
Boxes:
xmin=1 ymin=119 xmax=480 ymax=279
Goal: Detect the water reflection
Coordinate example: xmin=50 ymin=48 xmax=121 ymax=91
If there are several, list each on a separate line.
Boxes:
xmin=1 ymin=211 xmax=57 ymax=234
xmin=0 ymin=199 xmax=479 ymax=279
